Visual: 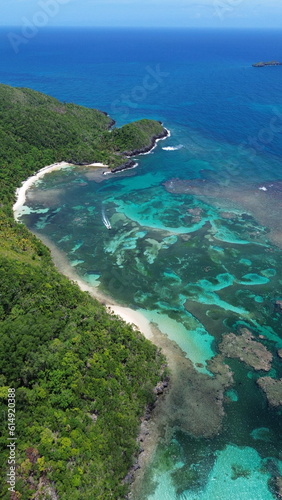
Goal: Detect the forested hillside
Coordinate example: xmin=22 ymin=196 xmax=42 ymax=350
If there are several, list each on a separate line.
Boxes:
xmin=0 ymin=84 xmax=166 ymax=499
xmin=0 ymin=84 xmax=166 ymax=206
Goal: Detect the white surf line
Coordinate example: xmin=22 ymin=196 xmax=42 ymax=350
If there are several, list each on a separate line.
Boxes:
xmin=138 ymin=127 xmax=171 ymax=156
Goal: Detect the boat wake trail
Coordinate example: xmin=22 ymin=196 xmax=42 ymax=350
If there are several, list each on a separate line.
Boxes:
xmin=102 ymin=207 xmax=111 ymax=229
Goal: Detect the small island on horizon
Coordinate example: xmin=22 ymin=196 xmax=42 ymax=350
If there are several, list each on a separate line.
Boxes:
xmin=252 ymin=60 xmax=282 ymax=67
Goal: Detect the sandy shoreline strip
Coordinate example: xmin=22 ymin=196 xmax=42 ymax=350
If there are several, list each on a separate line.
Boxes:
xmin=37 ymin=234 xmax=155 ymax=339
xmin=87 ymin=162 xmax=108 ymax=167
xmin=106 ymin=306 xmax=154 ymax=340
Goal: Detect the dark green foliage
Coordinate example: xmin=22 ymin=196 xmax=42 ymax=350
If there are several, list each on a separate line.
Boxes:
xmin=0 ymin=84 xmax=166 ymax=499
xmin=111 ymin=119 xmax=165 ymax=153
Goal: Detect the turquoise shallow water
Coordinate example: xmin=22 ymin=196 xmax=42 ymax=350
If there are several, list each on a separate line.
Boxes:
xmin=5 ymin=28 xmax=282 ymax=499
xmin=147 ymin=445 xmax=277 ymax=500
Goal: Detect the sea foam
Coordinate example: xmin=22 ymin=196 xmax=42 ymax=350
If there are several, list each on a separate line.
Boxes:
xmin=162 ymin=144 xmax=184 ymax=151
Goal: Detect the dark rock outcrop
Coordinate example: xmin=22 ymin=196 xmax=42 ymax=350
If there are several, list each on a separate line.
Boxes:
xmin=113 ymin=127 xmax=169 ymax=173
xmin=121 ymin=127 xmax=169 ymax=158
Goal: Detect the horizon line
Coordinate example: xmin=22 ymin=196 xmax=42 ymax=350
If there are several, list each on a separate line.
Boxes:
xmin=1 ymin=25 xmax=282 ymax=30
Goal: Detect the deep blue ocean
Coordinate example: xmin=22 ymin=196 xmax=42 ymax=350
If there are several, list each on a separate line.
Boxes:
xmin=3 ymin=27 xmax=282 ymax=499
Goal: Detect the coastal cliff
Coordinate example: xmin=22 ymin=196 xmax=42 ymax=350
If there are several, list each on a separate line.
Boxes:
xmin=111 ymin=124 xmax=169 ymax=172
xmin=0 ymin=84 xmax=167 ymax=500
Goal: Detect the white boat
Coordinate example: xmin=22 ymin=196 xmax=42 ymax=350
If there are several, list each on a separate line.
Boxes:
xmin=102 ymin=207 xmax=111 ymax=229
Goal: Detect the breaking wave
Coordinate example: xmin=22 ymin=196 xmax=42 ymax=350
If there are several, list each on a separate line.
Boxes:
xmin=162 ymin=144 xmax=184 ymax=151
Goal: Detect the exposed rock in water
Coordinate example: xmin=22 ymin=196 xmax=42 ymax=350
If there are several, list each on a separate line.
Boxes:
xmin=257 ymin=377 xmax=282 ymax=407
xmin=219 ymin=328 xmax=273 ymax=371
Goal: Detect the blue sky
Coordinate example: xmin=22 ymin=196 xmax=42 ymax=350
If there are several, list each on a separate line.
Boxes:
xmin=1 ymin=0 xmax=282 ymax=28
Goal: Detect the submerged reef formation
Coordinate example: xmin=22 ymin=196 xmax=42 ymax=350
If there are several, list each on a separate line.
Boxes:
xmin=257 ymin=377 xmax=282 ymax=407
xmin=148 ymin=327 xmax=234 ymax=439
xmin=219 ymin=328 xmax=273 ymax=371
xmin=164 ymin=177 xmax=282 ymax=248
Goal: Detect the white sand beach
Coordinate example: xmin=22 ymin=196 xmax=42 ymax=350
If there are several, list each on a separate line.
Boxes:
xmin=106 ymin=306 xmax=154 ymax=340
xmin=13 ymin=161 xmax=111 ymax=220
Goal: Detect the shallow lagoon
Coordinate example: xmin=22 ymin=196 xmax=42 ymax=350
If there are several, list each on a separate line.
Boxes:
xmin=19 ymin=135 xmax=282 ymax=499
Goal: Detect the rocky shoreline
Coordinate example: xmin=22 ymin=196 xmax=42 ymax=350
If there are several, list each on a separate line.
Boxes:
xmin=73 ymin=125 xmax=169 ymax=181
xmin=123 ymin=378 xmax=169 ymax=491
xmin=124 ymin=321 xmax=234 ymax=500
